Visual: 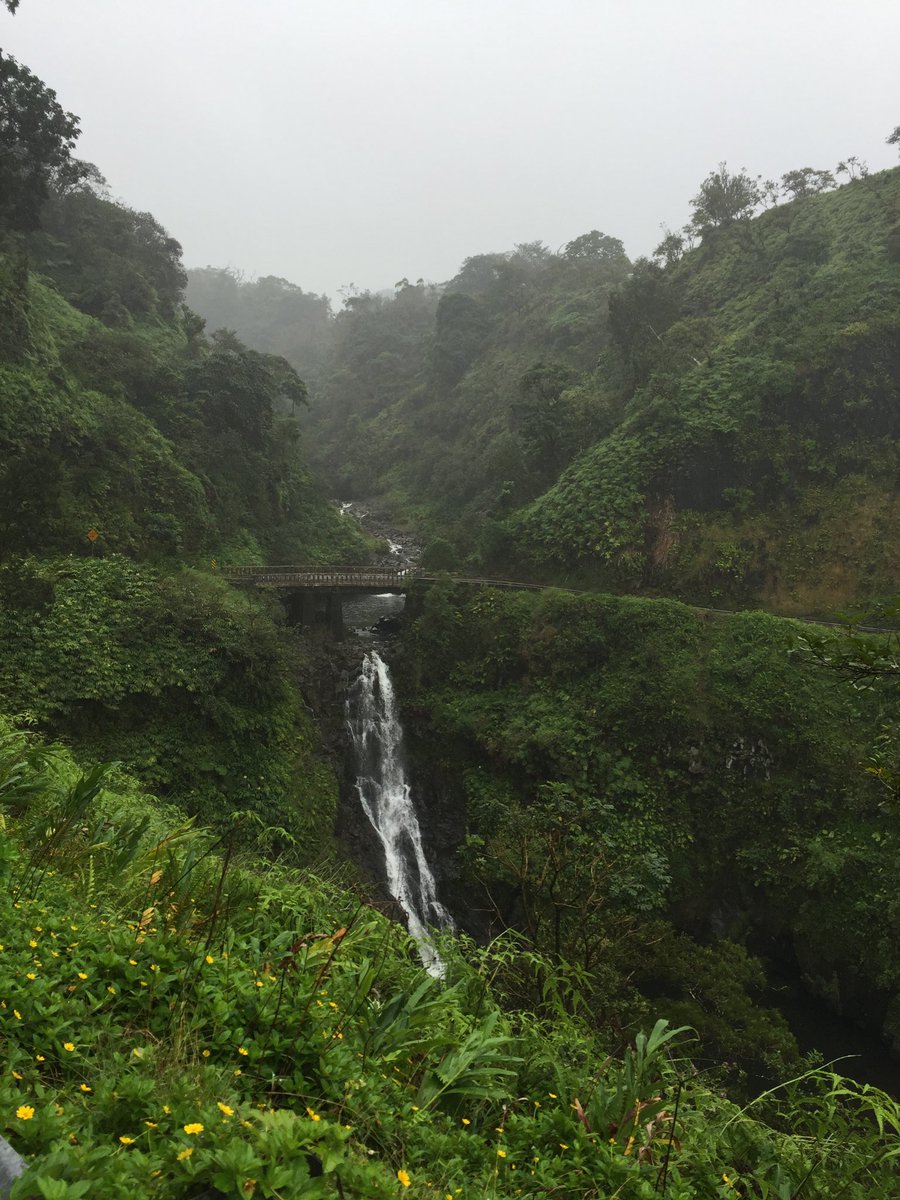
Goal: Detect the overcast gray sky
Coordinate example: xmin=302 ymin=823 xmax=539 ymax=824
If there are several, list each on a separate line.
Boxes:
xmin=3 ymin=0 xmax=898 ymax=301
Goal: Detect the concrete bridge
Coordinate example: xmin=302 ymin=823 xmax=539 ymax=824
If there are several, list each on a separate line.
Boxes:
xmin=223 ymin=565 xmax=420 ymax=592
xmin=220 ymin=565 xmax=890 ymax=636
xmin=221 ymin=565 xmax=542 ymax=635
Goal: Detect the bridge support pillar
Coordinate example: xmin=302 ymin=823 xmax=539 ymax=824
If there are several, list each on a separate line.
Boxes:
xmin=325 ymin=590 xmax=344 ymax=640
xmin=300 ymin=590 xmax=318 ymax=628
xmin=281 ymin=588 xmax=343 ymax=639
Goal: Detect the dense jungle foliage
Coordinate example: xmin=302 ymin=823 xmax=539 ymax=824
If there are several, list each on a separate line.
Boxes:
xmin=189 ymin=167 xmax=900 ymax=614
xmin=400 ymin=585 xmax=900 ymax=1060
xmin=3 ymin=40 xmax=900 ymax=1199
xmin=3 ymin=726 xmax=900 ymax=1199
xmin=0 ymin=48 xmax=366 ymax=850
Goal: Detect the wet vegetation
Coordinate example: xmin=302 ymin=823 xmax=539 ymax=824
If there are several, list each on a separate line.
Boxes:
xmin=1 ymin=34 xmax=900 ymax=1200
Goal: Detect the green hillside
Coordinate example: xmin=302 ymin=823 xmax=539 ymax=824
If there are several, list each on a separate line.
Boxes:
xmin=518 ymin=169 xmax=900 ymax=612
xmin=401 ymin=584 xmax=900 ymax=1058
xmin=1 ymin=247 xmax=364 ymax=568
xmin=188 ymin=170 xmax=900 ymax=610
xmin=0 ymin=52 xmax=365 ymax=843
xmin=189 ymin=235 xmax=632 ymax=551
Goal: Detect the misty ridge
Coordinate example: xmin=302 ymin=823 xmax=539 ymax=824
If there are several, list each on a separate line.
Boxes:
xmin=185 ymin=147 xmax=900 ymax=615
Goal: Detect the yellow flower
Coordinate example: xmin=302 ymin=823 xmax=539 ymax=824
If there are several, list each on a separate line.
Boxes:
xmin=12 ymin=1071 xmax=22 ymax=1080
xmin=461 ymin=1117 xmax=470 ymax=1126
xmin=13 ymin=1010 xmax=21 ymax=1021
xmin=29 ymin=939 xmax=37 ymax=948
xmin=205 ymin=955 xmax=215 ymax=965
xmin=201 ymin=1049 xmax=211 ymax=1058
xmin=132 ymin=1048 xmax=142 ymax=1058
xmin=559 ymin=1142 xmax=569 ymax=1150
xmin=107 ymin=986 xmax=116 ymax=994
xmin=183 ymin=1122 xmax=204 ymax=1135
xmin=80 ymin=1084 xmax=92 ymax=1093
xmin=306 ymin=1107 xmax=321 ymax=1122
xmin=16 ymin=1105 xmax=35 ymax=1120
xmin=26 ymin=972 xmax=36 ymax=981
xmin=238 ymin=1046 xmax=249 ymax=1056
xmin=497 ymin=1148 xmax=507 ymax=1158
xmin=548 ymin=1092 xmax=557 ymax=1099
xmin=63 ymin=1043 xmax=75 ymax=1052
xmin=722 ymin=1174 xmax=735 ymax=1190
xmin=35 ymin=1055 xmax=45 ymax=1063
xmin=119 ymin=1136 xmax=135 ymax=1145
xmin=397 ymin=1169 xmax=411 ymax=1188
xmin=145 ymin=1121 xmax=157 ymax=1128
xmin=233 ymin=1069 xmax=242 ymax=1076
xmin=128 ymin=959 xmax=137 ymax=966
xmin=217 ymin=1102 xmax=234 ymax=1116
xmin=177 ymin=1147 xmax=193 ymax=1161
xmin=163 ymin=1105 xmax=171 ymax=1115
xmin=77 ymin=973 xmax=88 ymax=981
xmin=254 ymin=980 xmax=263 ymax=988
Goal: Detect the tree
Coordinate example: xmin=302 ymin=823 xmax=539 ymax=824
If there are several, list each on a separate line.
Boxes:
xmin=689 ymin=162 xmax=761 ymax=232
xmin=835 ymin=155 xmax=868 ymax=181
xmin=0 ymin=53 xmax=81 ymax=233
xmin=512 ymin=239 xmax=553 ymax=268
xmin=886 ymin=125 xmax=900 ymax=157
xmin=562 ymin=229 xmax=626 ymax=263
xmin=3 ymin=1 xmax=21 ymax=12
xmin=652 ymin=226 xmax=685 ymax=266
xmin=759 ymin=178 xmax=780 ymax=209
xmin=30 ymin=188 xmax=187 ymax=320
xmin=780 ymin=167 xmax=835 ymax=200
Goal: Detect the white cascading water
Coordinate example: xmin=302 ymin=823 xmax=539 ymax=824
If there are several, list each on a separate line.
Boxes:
xmin=347 ymin=650 xmax=453 ymax=976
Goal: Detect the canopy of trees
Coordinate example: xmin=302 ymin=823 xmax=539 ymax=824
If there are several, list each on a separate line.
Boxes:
xmin=0 ymin=52 xmax=81 ymax=233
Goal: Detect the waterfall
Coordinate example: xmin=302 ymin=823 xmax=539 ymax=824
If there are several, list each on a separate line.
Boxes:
xmin=347 ymin=650 xmax=453 ymax=976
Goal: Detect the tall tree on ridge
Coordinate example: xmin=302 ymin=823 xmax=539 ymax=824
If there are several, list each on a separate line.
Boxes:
xmin=0 ymin=52 xmax=81 ymax=233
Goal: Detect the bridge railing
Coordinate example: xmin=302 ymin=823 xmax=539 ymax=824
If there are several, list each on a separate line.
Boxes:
xmin=220 ymin=565 xmax=556 ymax=592
xmin=221 ymin=565 xmax=422 ymax=588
